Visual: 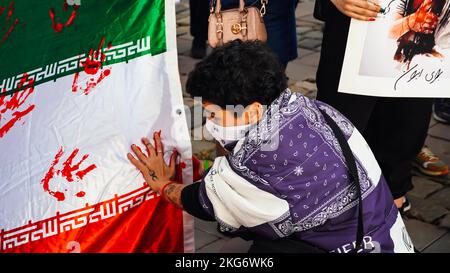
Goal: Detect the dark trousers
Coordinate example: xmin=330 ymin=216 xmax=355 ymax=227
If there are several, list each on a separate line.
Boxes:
xmin=189 ymin=0 xmax=210 ymax=41
xmin=262 ymin=0 xmax=298 ymax=67
xmin=316 ymin=5 xmax=432 ymax=199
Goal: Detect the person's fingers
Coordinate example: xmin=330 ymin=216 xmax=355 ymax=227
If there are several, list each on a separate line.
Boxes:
xmin=346 ymin=11 xmax=373 ymax=21
xmin=353 ymin=0 xmax=381 ymax=13
xmin=425 ymin=13 xmax=438 ymax=22
xmin=168 ymin=150 xmax=177 ymax=177
xmin=131 ymin=144 xmax=150 ymax=165
xmin=169 ymin=150 xmax=178 ymax=166
xmin=127 ymin=152 xmax=148 ymax=173
xmin=420 ymin=0 xmax=432 ymax=12
xmin=141 ymin=137 xmax=155 ymax=157
xmin=348 ymin=4 xmax=379 ymax=18
xmin=153 ymin=131 xmax=163 ymax=157
xmin=423 ymin=20 xmax=438 ymax=31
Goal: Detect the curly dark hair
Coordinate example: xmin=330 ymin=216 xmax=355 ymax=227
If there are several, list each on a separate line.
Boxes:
xmin=186 ymin=40 xmax=287 ymax=108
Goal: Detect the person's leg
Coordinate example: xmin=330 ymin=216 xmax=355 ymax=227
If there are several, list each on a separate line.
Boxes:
xmin=189 ymin=0 xmax=209 ymax=59
xmin=363 ymin=98 xmax=433 ymax=202
xmin=414 ymin=145 xmax=449 ymax=177
xmin=263 ymin=0 xmax=298 ymax=68
xmin=412 ymin=98 xmax=450 ymax=177
xmin=433 ymin=98 xmax=450 ymax=123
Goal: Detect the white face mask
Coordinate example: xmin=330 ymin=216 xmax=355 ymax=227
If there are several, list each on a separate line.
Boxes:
xmin=205 ymin=119 xmax=253 ymax=148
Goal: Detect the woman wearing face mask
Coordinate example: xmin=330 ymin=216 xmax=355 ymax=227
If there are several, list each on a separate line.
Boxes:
xmin=127 ymin=40 xmax=414 ymax=253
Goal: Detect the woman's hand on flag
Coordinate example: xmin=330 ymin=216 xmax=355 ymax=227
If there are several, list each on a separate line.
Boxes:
xmin=127 ymin=131 xmax=178 ymax=193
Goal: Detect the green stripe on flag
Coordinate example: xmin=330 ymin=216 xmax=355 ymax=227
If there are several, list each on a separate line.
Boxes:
xmin=0 ymin=0 xmax=166 ymax=96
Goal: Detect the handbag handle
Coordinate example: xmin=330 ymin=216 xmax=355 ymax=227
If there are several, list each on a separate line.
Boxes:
xmin=213 ymin=0 xmax=246 ymax=14
xmin=210 ymin=0 xmax=268 ymax=15
xmin=319 ymin=109 xmax=365 ymax=253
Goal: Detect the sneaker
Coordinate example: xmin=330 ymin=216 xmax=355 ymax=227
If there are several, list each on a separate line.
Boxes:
xmin=433 ymin=99 xmax=450 ymax=124
xmin=399 ymin=197 xmax=411 ymax=214
xmin=190 ymin=38 xmax=207 ymax=59
xmin=413 ymin=146 xmax=449 ymax=177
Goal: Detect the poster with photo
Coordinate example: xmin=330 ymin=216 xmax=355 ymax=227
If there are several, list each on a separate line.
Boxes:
xmin=339 ymin=0 xmax=450 ymax=97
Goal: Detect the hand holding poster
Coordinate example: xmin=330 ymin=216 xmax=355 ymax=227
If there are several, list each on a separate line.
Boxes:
xmin=0 ymin=0 xmax=194 ymax=253
xmin=339 ymin=0 xmax=450 ymax=97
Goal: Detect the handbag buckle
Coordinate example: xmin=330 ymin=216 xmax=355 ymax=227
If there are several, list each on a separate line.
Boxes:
xmin=231 ymin=23 xmax=242 ymax=34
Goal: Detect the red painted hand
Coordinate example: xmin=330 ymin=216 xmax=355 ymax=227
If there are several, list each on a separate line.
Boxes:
xmin=49 ymin=1 xmax=79 ymax=33
xmin=71 ymin=37 xmax=112 ymax=95
xmin=41 ymin=147 xmax=97 ymax=201
xmin=0 ymin=1 xmax=19 ymax=46
xmin=0 ymin=74 xmax=35 ymax=138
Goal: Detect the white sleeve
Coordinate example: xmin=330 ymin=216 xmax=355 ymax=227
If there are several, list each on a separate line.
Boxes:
xmin=203 ymin=156 xmax=290 ymax=231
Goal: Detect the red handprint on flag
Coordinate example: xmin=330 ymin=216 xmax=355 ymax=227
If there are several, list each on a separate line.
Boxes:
xmin=0 ymin=73 xmax=35 ymax=138
xmin=49 ymin=1 xmax=79 ymax=33
xmin=0 ymin=1 xmax=19 ymax=46
xmin=72 ymin=37 xmax=112 ymax=95
xmin=41 ymin=147 xmax=97 ymax=201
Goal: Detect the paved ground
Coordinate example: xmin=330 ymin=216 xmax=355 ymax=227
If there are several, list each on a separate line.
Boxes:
xmin=176 ymin=0 xmax=450 ymax=253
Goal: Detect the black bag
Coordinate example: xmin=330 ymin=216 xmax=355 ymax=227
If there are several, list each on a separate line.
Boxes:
xmin=313 ymin=0 xmax=330 ymax=21
xmin=248 ymin=109 xmax=365 ymax=253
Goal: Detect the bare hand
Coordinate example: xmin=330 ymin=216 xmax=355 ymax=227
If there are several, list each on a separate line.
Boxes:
xmin=331 ymin=0 xmax=381 ymax=21
xmin=127 ymin=131 xmax=177 ymax=193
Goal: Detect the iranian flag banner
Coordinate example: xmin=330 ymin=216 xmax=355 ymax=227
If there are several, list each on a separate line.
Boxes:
xmin=0 ymin=0 xmax=194 ymax=253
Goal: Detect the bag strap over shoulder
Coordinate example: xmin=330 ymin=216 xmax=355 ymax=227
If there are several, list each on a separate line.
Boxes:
xmin=242 ymin=108 xmax=365 ymax=253
xmin=319 ymin=108 xmax=365 ymax=253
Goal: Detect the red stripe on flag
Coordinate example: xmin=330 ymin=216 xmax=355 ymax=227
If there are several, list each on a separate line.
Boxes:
xmin=0 ymin=184 xmax=185 ymax=253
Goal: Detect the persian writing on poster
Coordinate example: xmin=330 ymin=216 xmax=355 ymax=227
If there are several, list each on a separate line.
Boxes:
xmin=339 ymin=0 xmax=450 ymax=97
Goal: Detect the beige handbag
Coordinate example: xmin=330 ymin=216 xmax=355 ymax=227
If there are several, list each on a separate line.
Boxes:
xmin=208 ymin=0 xmax=268 ymax=48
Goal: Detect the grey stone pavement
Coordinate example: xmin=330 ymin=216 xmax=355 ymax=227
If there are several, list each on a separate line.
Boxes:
xmin=176 ymin=0 xmax=450 ymax=253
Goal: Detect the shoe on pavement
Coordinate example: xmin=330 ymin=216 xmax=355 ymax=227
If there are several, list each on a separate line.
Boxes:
xmin=433 ymin=99 xmax=450 ymax=124
xmin=399 ymin=197 xmax=411 ymax=215
xmin=413 ymin=146 xmax=449 ymax=177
